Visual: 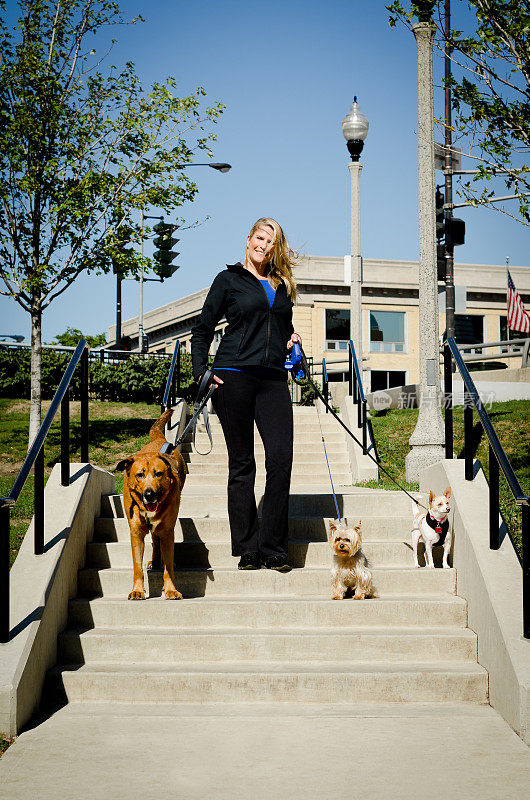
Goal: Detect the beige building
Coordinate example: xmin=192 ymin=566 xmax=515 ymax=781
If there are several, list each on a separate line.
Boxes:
xmin=109 ymin=257 xmax=530 ymax=391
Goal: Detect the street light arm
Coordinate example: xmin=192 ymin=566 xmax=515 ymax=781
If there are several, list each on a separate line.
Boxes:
xmin=173 ymin=162 xmax=232 ymax=172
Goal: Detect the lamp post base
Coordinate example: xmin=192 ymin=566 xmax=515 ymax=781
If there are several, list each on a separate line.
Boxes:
xmin=405 ymin=389 xmax=445 ymax=481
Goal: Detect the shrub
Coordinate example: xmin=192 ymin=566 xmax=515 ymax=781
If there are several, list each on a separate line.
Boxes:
xmin=0 ymin=347 xmax=195 ymax=404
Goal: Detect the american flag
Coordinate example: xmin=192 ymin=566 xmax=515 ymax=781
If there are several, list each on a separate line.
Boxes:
xmin=507 ymin=270 xmax=530 ymax=333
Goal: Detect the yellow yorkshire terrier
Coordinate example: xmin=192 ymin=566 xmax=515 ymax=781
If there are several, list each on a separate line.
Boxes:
xmin=328 ymin=520 xmax=373 ymax=600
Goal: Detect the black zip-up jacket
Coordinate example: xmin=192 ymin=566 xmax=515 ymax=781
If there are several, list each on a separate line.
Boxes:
xmin=191 ymin=262 xmax=294 ymax=379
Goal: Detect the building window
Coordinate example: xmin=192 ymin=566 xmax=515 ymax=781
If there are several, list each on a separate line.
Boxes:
xmin=325 ymin=308 xmax=350 ymax=351
xmin=370 ymin=311 xmax=405 ymax=353
xmin=455 ymin=314 xmax=483 ymax=353
xmin=371 ymin=370 xmax=407 ymax=392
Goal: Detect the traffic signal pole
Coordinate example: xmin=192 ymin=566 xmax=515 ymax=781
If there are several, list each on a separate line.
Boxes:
xmin=444 ymin=0 xmax=455 ymax=341
xmin=116 ymin=272 xmax=122 ymax=349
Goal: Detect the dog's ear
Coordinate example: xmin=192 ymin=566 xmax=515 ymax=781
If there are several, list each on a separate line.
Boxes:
xmin=444 ymin=487 xmax=451 ymax=499
xmin=158 ymin=453 xmax=186 ymax=487
xmin=429 ymin=490 xmax=435 ymax=505
xmin=114 ymin=457 xmax=134 ymax=473
xmin=328 ymin=519 xmax=337 ymax=540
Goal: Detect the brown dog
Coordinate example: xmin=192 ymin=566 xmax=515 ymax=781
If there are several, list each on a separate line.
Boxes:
xmin=115 ymin=409 xmax=187 ymax=600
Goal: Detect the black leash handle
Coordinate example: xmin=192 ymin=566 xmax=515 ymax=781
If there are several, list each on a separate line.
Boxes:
xmin=160 ymin=370 xmax=216 ymax=457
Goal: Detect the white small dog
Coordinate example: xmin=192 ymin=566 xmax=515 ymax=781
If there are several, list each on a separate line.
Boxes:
xmin=411 ymin=488 xmax=452 ymax=569
xmin=328 ymin=519 xmax=373 ymax=600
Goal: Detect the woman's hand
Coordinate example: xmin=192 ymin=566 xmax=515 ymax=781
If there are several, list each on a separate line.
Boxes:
xmin=286 ymin=333 xmax=302 ymax=350
xmin=197 ymin=372 xmax=224 ymax=387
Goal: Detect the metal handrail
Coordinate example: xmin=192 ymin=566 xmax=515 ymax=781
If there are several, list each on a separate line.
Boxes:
xmin=446 ymin=338 xmax=528 ymax=505
xmin=347 ymin=340 xmax=377 ymax=457
xmin=445 ymin=336 xmax=529 ymax=639
xmin=0 ymin=340 xmax=89 ymax=643
xmin=161 ymin=340 xmax=181 ymax=411
xmin=322 ymin=358 xmax=329 ymax=413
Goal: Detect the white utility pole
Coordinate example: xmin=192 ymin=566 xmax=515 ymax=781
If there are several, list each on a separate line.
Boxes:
xmin=405 ymin=17 xmax=445 ymax=480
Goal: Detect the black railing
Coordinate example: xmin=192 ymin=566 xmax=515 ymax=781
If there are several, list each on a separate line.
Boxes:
xmin=0 ymin=340 xmax=89 ymax=644
xmin=160 ymin=340 xmax=181 ymax=412
xmin=348 ymin=340 xmax=378 ymax=459
xmin=1 ymin=341 xmax=172 ymax=363
xmin=322 ymin=358 xmax=329 ymax=413
xmin=444 ymin=337 xmax=529 ymax=639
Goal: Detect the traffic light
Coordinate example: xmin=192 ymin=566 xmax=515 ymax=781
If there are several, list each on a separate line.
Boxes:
xmin=446 ymin=216 xmax=466 ymax=247
xmin=153 ymin=220 xmax=180 ymax=279
xmin=435 ymin=186 xmax=465 ymax=247
xmin=437 ymin=244 xmax=446 ymax=281
xmin=435 ymin=187 xmax=445 ymax=240
xmin=111 ymin=225 xmax=134 ymax=276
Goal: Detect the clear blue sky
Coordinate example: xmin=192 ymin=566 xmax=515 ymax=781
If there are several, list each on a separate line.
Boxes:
xmin=2 ymin=0 xmax=528 ymax=343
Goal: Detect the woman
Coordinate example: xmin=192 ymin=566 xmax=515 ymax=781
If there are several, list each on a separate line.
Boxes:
xmin=190 ymin=218 xmax=300 ymax=571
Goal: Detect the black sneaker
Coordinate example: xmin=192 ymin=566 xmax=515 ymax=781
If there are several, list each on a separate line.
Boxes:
xmin=238 ymin=552 xmax=262 ymax=570
xmin=264 ymin=555 xmax=292 ymax=572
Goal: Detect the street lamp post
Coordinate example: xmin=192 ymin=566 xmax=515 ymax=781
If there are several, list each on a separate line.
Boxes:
xmin=342 ymin=97 xmax=369 ymax=385
xmin=405 ymin=6 xmax=445 ymax=480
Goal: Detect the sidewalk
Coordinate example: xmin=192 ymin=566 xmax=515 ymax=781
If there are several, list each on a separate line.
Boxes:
xmin=1 ymin=702 xmax=529 ymax=800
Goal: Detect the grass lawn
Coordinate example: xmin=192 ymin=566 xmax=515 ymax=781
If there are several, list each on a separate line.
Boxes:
xmin=0 ymin=736 xmax=14 ymax=756
xmin=1 ymin=397 xmax=528 ymax=563
xmin=0 ymin=398 xmax=161 ymax=565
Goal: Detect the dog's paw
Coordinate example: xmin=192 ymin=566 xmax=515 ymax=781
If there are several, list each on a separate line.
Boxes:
xmin=331 ymin=593 xmax=343 ymax=600
xmin=147 ymin=559 xmax=162 ymax=572
xmin=353 ymin=593 xmax=366 ymax=600
xmin=128 ymin=590 xmax=146 ymax=600
xmin=164 ymin=588 xmax=183 ymax=600
xmin=442 ymin=563 xmax=451 ymax=569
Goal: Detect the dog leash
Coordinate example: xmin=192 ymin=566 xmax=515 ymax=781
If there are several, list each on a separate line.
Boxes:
xmin=315 ymin=398 xmax=343 ymax=524
xmin=159 ymin=370 xmax=216 ymax=457
xmin=287 ymin=344 xmax=428 ymax=512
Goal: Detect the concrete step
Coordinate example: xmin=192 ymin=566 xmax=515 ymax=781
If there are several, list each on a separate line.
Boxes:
xmin=77 ymin=566 xmax=456 ymax=598
xmin=58 ymin=625 xmax=478 ymax=664
xmin=49 ymin=660 xmax=488 ymax=704
xmin=204 ymin=420 xmax=342 ymax=433
xmin=68 ymin=595 xmax=468 ymax=629
xmin=185 ymin=462 xmax=351 ymax=476
xmin=192 ymin=430 xmax=347 ymax=444
xmin=86 ymin=540 xmax=417 ymax=569
xmin=184 ymin=471 xmax=353 ymax=484
xmin=180 ymin=440 xmax=348 ymax=455
xmin=94 ymin=516 xmax=412 ymax=543
xmin=101 ymin=491 xmax=413 ymax=519
xmin=184 ymin=451 xmax=351 ymax=466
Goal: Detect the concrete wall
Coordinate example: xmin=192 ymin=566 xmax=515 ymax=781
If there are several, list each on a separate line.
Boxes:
xmin=420 ymin=459 xmax=530 ymax=745
xmin=339 ymin=396 xmax=378 ymax=483
xmin=0 ymin=464 xmax=114 ymax=736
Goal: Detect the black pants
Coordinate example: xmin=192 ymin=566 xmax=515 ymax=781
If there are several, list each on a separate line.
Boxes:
xmin=212 ymin=371 xmax=293 ymax=558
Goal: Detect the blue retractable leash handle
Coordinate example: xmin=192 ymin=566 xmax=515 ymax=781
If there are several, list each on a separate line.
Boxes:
xmin=284 ymin=341 xmax=307 ymax=383
xmin=159 ymin=369 xmax=216 ymax=457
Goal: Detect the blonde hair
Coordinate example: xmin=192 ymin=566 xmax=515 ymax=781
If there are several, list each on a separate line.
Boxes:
xmin=246 ymin=217 xmax=298 ymax=300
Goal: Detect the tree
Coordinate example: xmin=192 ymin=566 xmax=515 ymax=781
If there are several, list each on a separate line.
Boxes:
xmin=0 ymin=0 xmax=224 ymax=443
xmin=51 ymin=326 xmax=106 ymax=348
xmin=387 ymin=0 xmax=530 ymax=226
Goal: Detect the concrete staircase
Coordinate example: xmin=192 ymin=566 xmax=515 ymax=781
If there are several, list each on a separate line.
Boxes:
xmin=49 ymin=407 xmax=488 ymax=707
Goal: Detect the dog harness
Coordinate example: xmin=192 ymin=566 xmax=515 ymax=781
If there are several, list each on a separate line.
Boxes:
xmin=426 ymin=512 xmax=449 ymax=545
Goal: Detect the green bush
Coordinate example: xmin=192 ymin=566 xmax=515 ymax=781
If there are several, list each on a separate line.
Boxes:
xmin=0 ymin=346 xmax=195 ymax=404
